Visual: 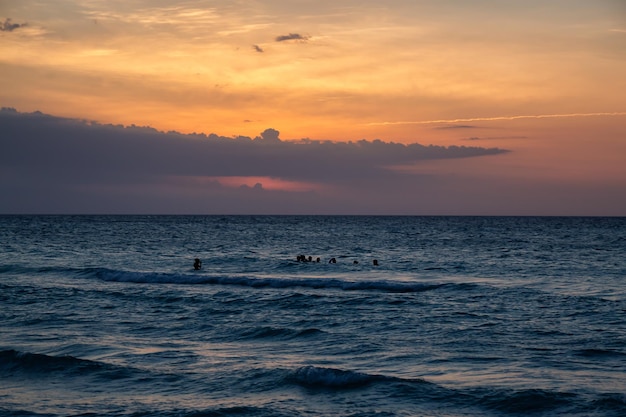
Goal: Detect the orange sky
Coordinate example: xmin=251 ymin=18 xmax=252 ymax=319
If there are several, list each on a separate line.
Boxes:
xmin=1 ymin=0 xmax=625 ymax=214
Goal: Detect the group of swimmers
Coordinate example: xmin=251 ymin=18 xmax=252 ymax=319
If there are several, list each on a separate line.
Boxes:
xmin=297 ymin=255 xmax=379 ymax=266
xmin=193 ymin=256 xmax=379 ymax=270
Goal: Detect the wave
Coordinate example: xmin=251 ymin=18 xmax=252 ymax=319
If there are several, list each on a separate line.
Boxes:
xmin=474 ymin=388 xmax=626 ymax=415
xmin=0 ymin=348 xmax=192 ymax=397
xmin=0 ymin=405 xmax=296 ymax=417
xmin=3 ymin=352 xmax=625 ymax=416
xmin=88 ymin=268 xmax=447 ymax=293
xmin=239 ymin=326 xmax=325 ymax=341
xmin=575 ymin=348 xmax=626 ymax=359
xmin=476 ymin=388 xmax=577 ymax=414
xmin=289 ymin=365 xmax=416 ymax=390
xmin=0 ymin=349 xmax=135 ymax=380
xmin=1 ymin=263 xmax=451 ymax=293
xmin=287 ymin=366 xmax=626 ymax=415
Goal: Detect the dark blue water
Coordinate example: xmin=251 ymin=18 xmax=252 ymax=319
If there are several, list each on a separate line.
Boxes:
xmin=1 ymin=216 xmax=625 ymax=416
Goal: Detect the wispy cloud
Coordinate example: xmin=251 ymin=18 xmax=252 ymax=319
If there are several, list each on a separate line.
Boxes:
xmin=367 ymin=112 xmax=626 ymax=126
xmin=435 ymin=125 xmax=478 ymax=130
xmin=83 ymin=6 xmax=219 ymax=26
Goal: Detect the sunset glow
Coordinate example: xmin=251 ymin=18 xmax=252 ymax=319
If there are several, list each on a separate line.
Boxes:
xmin=1 ymin=0 xmax=625 ymax=214
xmin=212 ymin=176 xmax=323 ymax=192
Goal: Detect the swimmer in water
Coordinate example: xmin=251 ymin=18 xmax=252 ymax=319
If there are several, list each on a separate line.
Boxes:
xmin=193 ymin=258 xmax=202 ymax=270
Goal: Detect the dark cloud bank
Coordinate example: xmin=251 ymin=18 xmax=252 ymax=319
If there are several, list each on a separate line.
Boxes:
xmin=1 ymin=108 xmax=513 ymax=214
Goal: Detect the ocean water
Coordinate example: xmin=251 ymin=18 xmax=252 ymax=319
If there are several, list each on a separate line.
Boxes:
xmin=1 ymin=215 xmax=625 ymax=417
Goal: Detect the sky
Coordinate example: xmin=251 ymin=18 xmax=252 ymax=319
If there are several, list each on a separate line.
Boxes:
xmin=1 ymin=0 xmax=625 ymax=215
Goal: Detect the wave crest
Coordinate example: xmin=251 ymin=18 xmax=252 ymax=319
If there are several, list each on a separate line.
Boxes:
xmin=291 ymin=366 xmax=387 ymax=389
xmin=91 ymin=268 xmax=444 ymax=293
xmin=0 ymin=349 xmax=129 ymax=378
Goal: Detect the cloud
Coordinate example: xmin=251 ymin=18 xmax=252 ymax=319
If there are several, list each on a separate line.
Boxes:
xmin=275 ymin=33 xmax=308 ymax=42
xmin=435 ymin=125 xmax=478 ymax=130
xmin=252 ymin=44 xmax=264 ymax=53
xmin=368 ymin=112 xmax=626 ymax=126
xmin=0 ymin=109 xmax=510 ymax=214
xmin=1 ymin=18 xmax=27 ymax=32
xmin=0 ymin=109 xmax=507 ymax=183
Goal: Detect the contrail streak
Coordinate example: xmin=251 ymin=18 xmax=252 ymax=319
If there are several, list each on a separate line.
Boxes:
xmin=366 ymin=112 xmax=626 ymax=126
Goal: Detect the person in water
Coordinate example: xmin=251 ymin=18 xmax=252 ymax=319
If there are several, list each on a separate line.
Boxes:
xmin=373 ymin=259 xmax=379 ymax=266
xmin=329 ymin=257 xmax=337 ymax=264
xmin=193 ymin=258 xmax=202 ymax=270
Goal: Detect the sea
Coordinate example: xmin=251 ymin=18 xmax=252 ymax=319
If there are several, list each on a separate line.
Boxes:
xmin=1 ymin=215 xmax=625 ymax=417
